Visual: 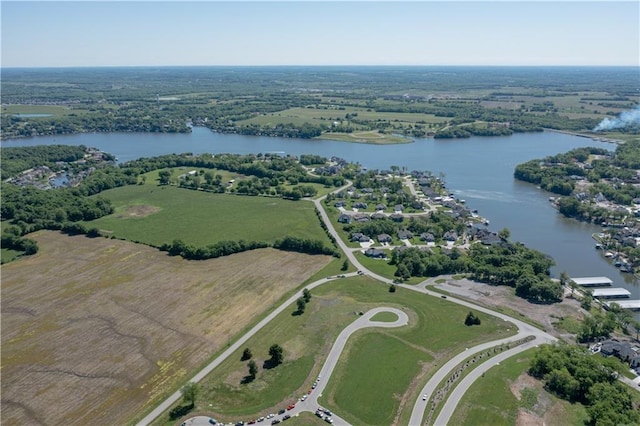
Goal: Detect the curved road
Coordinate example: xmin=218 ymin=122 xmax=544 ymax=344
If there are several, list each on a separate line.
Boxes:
xmin=286 ymin=307 xmax=409 ymax=424
xmin=141 ymin=182 xmax=558 ymax=426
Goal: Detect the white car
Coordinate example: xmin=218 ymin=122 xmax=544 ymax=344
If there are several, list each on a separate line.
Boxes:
xmin=422 ymin=394 xmax=427 ymax=401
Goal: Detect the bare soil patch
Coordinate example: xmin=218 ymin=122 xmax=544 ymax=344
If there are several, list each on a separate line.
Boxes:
xmin=511 ymin=372 xmax=569 ymax=426
xmin=434 ymin=277 xmax=584 ymax=339
xmin=1 ymin=231 xmax=331 ymax=426
xmin=117 ymin=204 xmax=160 ymax=218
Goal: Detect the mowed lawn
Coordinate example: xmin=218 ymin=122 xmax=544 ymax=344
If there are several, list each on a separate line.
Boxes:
xmin=86 ymin=185 xmax=331 ymax=247
xmin=158 ymin=277 xmax=516 ymax=425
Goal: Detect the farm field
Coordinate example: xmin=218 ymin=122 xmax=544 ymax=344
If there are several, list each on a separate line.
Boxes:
xmin=1 ymin=104 xmax=95 ymax=117
xmin=154 ymin=277 xmax=516 ymax=425
xmin=0 ymin=230 xmax=333 ymax=426
xmin=84 ymin=185 xmax=332 ymax=248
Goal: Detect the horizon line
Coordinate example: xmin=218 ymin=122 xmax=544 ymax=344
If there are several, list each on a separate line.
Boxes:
xmin=2 ymin=64 xmax=639 ymax=69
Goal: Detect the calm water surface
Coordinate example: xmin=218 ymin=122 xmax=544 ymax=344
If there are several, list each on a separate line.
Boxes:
xmin=3 ymin=128 xmax=637 ymax=299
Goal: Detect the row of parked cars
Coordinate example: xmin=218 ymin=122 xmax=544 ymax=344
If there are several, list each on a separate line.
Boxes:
xmin=315 ymin=407 xmax=334 ymax=423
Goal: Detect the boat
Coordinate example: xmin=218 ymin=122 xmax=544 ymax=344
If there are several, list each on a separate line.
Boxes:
xmin=604 ymin=252 xmax=614 ymax=258
xmin=595 ymin=243 xmax=603 ymax=250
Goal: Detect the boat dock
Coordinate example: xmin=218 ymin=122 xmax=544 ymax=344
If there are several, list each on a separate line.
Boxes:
xmin=592 ymin=288 xmax=632 ymax=299
xmin=570 ymin=276 xmax=613 ymax=287
xmin=604 ymin=300 xmax=640 ymax=311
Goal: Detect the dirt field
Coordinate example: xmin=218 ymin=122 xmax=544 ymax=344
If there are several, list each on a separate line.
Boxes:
xmin=1 ymin=231 xmax=332 ymax=426
xmin=433 ymin=277 xmax=584 ymax=340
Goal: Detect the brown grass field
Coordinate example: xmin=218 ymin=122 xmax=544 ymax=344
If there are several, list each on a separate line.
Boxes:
xmin=1 ymin=231 xmax=332 ymax=426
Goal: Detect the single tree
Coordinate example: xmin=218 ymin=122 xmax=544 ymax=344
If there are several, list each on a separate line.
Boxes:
xmin=248 ymin=360 xmax=258 ymax=379
xmin=389 ymin=284 xmax=397 ymax=293
xmin=181 ymin=382 xmax=200 ymax=407
xmin=268 ymin=344 xmax=284 ymax=366
xmin=498 ymin=227 xmax=511 ymax=241
xmin=581 ymin=291 xmax=593 ymax=311
xmin=302 ymin=288 xmax=312 ymax=303
xmin=296 ymin=297 xmax=306 ymax=314
xmin=341 ymin=259 xmax=349 ymax=271
xmin=158 ymin=170 xmax=171 ymax=185
xmin=241 ymin=347 xmax=252 ymax=361
xmin=465 ymin=311 xmax=481 ymax=326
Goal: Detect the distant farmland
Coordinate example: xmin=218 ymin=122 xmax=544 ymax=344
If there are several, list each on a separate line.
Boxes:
xmin=0 ymin=231 xmax=333 ymax=426
xmin=85 ymin=185 xmax=332 ymax=248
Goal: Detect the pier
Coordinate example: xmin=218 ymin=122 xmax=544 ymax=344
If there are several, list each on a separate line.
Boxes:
xmin=604 ymin=300 xmax=640 ymax=311
xmin=592 ymin=288 xmax=631 ymax=299
xmin=570 ymin=276 xmax=613 ymax=287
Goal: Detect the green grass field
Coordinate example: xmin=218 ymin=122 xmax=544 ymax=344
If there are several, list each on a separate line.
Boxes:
xmin=85 ymin=185 xmax=331 ymax=248
xmin=327 ymin=331 xmax=430 ymax=425
xmin=369 ymin=311 xmax=399 ymax=322
xmin=154 ymin=276 xmax=515 ymax=425
xmin=354 ymin=252 xmax=424 ymax=285
xmin=1 ymin=104 xmax=92 ymax=117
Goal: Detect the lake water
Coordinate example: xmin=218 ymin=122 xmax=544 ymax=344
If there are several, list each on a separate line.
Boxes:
xmin=11 ymin=113 xmax=53 ymax=118
xmin=2 ymin=127 xmax=638 ymax=301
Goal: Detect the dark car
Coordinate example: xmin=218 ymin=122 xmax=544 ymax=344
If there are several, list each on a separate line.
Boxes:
xmin=282 ymin=415 xmax=291 ymax=421
xmin=278 ymin=409 xmax=286 ymax=415
xmin=271 ymin=420 xmax=281 ymax=425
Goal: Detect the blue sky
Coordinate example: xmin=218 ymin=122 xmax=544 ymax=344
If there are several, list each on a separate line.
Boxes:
xmin=2 ymin=1 xmax=638 ymax=67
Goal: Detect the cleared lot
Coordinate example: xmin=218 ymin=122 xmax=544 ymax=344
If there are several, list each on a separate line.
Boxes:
xmin=1 ymin=231 xmax=332 ymax=426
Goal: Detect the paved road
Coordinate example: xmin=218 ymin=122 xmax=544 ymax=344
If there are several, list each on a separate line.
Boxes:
xmin=135 ymin=272 xmax=358 ymax=426
xmin=180 ymin=308 xmax=408 ymax=426
xmin=140 ymin=182 xmax=558 ymax=426
xmin=433 ymin=338 xmax=544 ymax=425
xmin=406 ymin=281 xmax=557 ymax=426
xmin=286 ymin=307 xmax=409 ymax=425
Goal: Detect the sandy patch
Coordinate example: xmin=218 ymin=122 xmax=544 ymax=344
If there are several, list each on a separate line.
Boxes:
xmin=117 ymin=204 xmax=160 ymax=218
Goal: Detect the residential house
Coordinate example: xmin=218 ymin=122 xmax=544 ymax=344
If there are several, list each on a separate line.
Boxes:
xmin=365 ymin=248 xmax=387 ymax=258
xmin=420 ymin=232 xmax=435 ymax=242
xmin=338 ymin=214 xmax=352 ymax=224
xmin=397 ymin=230 xmax=413 ymax=240
xmin=443 ymin=231 xmax=458 ymax=242
xmin=390 ymin=213 xmax=404 ymax=222
xmin=377 ymin=234 xmax=392 ymax=243
xmin=351 ymin=232 xmax=371 ymax=243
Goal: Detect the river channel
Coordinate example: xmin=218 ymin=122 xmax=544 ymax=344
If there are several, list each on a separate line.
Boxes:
xmin=2 ymin=127 xmax=638 ymax=300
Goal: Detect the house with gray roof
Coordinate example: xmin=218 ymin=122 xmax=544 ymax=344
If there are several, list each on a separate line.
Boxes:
xmin=365 ymin=248 xmax=387 ymax=258
xmin=397 ymin=230 xmax=413 ymax=240
xmin=338 ymin=213 xmax=352 ymax=224
xmin=377 ymin=233 xmax=392 ymax=243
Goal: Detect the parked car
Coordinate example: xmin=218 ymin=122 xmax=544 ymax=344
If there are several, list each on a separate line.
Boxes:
xmin=282 ymin=415 xmax=291 ymax=421
xmin=278 ymin=409 xmax=286 ymax=415
xmin=286 ymin=404 xmax=295 ymax=410
xmin=271 ymin=420 xmax=281 ymax=425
